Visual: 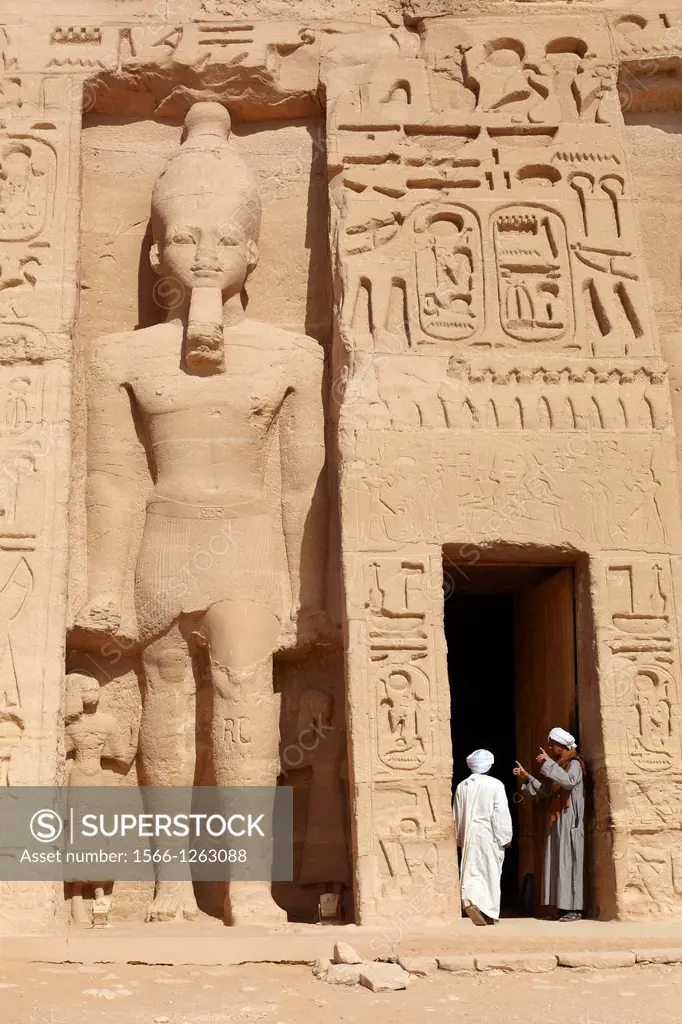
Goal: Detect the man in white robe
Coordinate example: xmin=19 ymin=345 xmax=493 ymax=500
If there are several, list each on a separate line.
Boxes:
xmin=454 ymin=749 xmax=513 ymax=926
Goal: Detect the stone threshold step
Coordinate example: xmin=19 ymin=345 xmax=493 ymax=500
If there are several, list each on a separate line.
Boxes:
xmin=3 ymin=934 xmax=682 ymax=969
xmin=397 ymin=949 xmax=682 ymax=975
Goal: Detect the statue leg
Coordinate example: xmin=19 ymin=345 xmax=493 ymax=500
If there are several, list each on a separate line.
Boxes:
xmin=139 ymin=622 xmax=199 ymax=922
xmin=70 ymin=882 xmax=90 ymax=925
xmin=199 ymin=599 xmax=286 ymax=927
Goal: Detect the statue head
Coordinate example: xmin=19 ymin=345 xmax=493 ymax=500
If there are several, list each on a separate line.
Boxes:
xmin=65 ymin=671 xmax=101 ymax=720
xmin=150 ymin=102 xmax=261 ymax=302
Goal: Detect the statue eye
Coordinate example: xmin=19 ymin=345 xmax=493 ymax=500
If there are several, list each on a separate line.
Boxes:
xmin=171 ymin=233 xmax=195 ymax=244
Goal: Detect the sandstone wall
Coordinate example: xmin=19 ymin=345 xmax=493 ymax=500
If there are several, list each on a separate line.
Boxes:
xmin=1 ymin=0 xmax=682 ymax=932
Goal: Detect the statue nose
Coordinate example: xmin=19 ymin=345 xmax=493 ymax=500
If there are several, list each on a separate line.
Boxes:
xmin=193 ymin=243 xmax=221 ymax=269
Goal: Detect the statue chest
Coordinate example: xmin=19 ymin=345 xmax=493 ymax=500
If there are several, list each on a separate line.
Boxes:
xmin=129 ymin=360 xmax=289 ymax=426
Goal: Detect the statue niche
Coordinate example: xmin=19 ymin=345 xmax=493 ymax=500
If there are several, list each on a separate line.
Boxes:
xmin=294 ymin=688 xmax=350 ymax=912
xmin=76 ymin=102 xmax=327 ymax=926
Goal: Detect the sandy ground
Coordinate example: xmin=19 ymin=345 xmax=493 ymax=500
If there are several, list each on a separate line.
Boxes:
xmin=2 ymin=961 xmax=681 ymax=1024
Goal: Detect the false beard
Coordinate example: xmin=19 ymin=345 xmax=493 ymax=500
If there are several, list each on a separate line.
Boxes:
xmin=184 ymin=286 xmax=225 ymax=373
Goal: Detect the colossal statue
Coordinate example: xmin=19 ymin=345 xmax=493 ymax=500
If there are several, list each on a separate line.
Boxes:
xmin=76 ymin=102 xmax=327 ymax=926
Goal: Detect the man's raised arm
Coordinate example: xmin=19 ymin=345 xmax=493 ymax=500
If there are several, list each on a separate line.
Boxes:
xmin=78 ymin=336 xmax=151 ymax=634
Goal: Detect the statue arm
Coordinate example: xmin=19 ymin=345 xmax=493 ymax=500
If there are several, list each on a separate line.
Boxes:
xmin=103 ymin=716 xmax=139 ymax=769
xmin=81 ymin=337 xmax=151 ymax=630
xmin=279 ymin=346 xmax=327 ymax=618
xmin=65 ymin=730 xmax=75 ymax=757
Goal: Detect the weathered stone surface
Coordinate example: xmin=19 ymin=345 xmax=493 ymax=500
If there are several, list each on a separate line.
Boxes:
xmin=475 ymin=954 xmax=558 ymax=974
xmin=334 ymin=942 xmax=365 ymax=965
xmin=397 ymin=955 xmax=438 ymax=976
xmin=634 ymin=949 xmax=682 ymax=965
xmin=558 ymin=952 xmax=637 ymax=969
xmin=312 ymin=958 xmax=331 ymax=980
xmin=359 ymin=963 xmax=410 ymax=992
xmin=437 ymin=955 xmax=476 ymax=973
xmin=325 ymin=963 xmax=362 ymax=986
xmin=2 ymin=0 xmax=682 ymax=941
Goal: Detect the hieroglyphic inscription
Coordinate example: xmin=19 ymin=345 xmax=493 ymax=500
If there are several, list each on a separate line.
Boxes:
xmin=605 ymin=561 xmax=682 ymax=775
xmin=364 ymin=557 xmax=440 ymax=789
xmin=0 ymin=554 xmax=32 ymax=785
xmin=493 ymin=206 xmax=572 ymax=345
xmin=329 ymin=17 xmax=656 ymax=359
xmin=366 ymin=559 xmax=429 ymax=764
xmin=0 ymin=137 xmax=55 ymax=241
xmin=627 ymin=776 xmax=682 ymax=830
xmin=341 ymin=203 xmax=483 ymax=350
xmin=624 ymin=836 xmax=682 ymax=916
xmin=375 ymin=782 xmax=439 ymax=895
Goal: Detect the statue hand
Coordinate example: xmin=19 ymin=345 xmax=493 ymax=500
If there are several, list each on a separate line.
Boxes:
xmin=291 ymin=606 xmax=336 ymax=647
xmin=75 ymin=596 xmax=122 ymax=635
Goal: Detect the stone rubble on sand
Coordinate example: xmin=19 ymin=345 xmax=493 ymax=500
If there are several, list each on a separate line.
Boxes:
xmin=334 ymin=942 xmax=365 ymax=965
xmin=358 ymin=963 xmax=410 ymax=992
xmin=313 ymin=944 xmax=409 ymax=991
xmin=397 ymin=955 xmax=438 ymax=976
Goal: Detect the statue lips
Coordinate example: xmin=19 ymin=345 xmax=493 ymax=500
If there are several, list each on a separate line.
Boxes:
xmin=190 ymin=266 xmax=223 ymax=280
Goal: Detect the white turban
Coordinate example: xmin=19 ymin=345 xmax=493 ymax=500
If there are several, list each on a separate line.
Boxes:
xmin=466 ymin=749 xmax=494 ymax=774
xmin=549 ymin=727 xmax=576 ymax=749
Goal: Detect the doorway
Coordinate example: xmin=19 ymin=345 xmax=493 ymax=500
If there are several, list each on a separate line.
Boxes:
xmin=444 ymin=561 xmax=578 ymax=916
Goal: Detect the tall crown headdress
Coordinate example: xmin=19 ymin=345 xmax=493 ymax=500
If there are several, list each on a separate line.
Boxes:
xmin=151 ymin=102 xmax=262 ymax=241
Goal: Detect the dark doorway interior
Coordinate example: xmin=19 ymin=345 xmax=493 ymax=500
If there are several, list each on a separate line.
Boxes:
xmin=446 ymin=590 xmax=519 ymax=911
xmin=444 ymin=562 xmax=577 ymax=916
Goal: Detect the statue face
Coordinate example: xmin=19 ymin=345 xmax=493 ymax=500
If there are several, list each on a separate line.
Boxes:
xmin=151 ymin=192 xmax=259 ymax=297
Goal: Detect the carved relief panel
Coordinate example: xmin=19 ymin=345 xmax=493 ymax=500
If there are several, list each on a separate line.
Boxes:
xmin=601 ymin=559 xmax=682 ymax=775
xmin=0 ymin=26 xmax=72 ymax=347
xmin=327 ymin=16 xmax=657 ymax=360
xmin=344 ymin=551 xmax=457 ymax=921
xmin=344 ymin=429 xmax=681 ymax=554
xmin=365 ymin=558 xmax=435 ymax=777
xmin=594 ymin=555 xmax=682 ymax=915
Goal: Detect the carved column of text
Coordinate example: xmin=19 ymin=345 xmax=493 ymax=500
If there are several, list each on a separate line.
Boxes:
xmin=0 ymin=25 xmax=85 ymax=930
xmin=344 ymin=551 xmax=457 ymax=928
xmin=594 ymin=557 xmax=682 ymax=918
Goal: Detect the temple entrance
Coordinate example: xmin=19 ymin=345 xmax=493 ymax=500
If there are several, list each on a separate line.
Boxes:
xmin=444 ymin=562 xmax=578 ymax=916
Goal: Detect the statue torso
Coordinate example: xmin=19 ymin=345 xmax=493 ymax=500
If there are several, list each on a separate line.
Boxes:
xmin=112 ymin=319 xmax=319 ymax=507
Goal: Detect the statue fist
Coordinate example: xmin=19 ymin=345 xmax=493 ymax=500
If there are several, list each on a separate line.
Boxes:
xmin=75 ymin=596 xmax=122 ymax=635
xmin=293 ymin=608 xmax=337 ymax=648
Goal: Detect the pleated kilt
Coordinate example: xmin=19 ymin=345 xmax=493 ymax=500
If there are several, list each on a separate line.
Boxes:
xmin=134 ymin=500 xmax=286 ymax=641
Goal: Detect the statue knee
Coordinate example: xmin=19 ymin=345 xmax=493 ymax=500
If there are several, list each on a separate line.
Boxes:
xmin=200 ymin=600 xmax=279 ymax=671
xmin=143 ymin=644 xmax=192 ymax=692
